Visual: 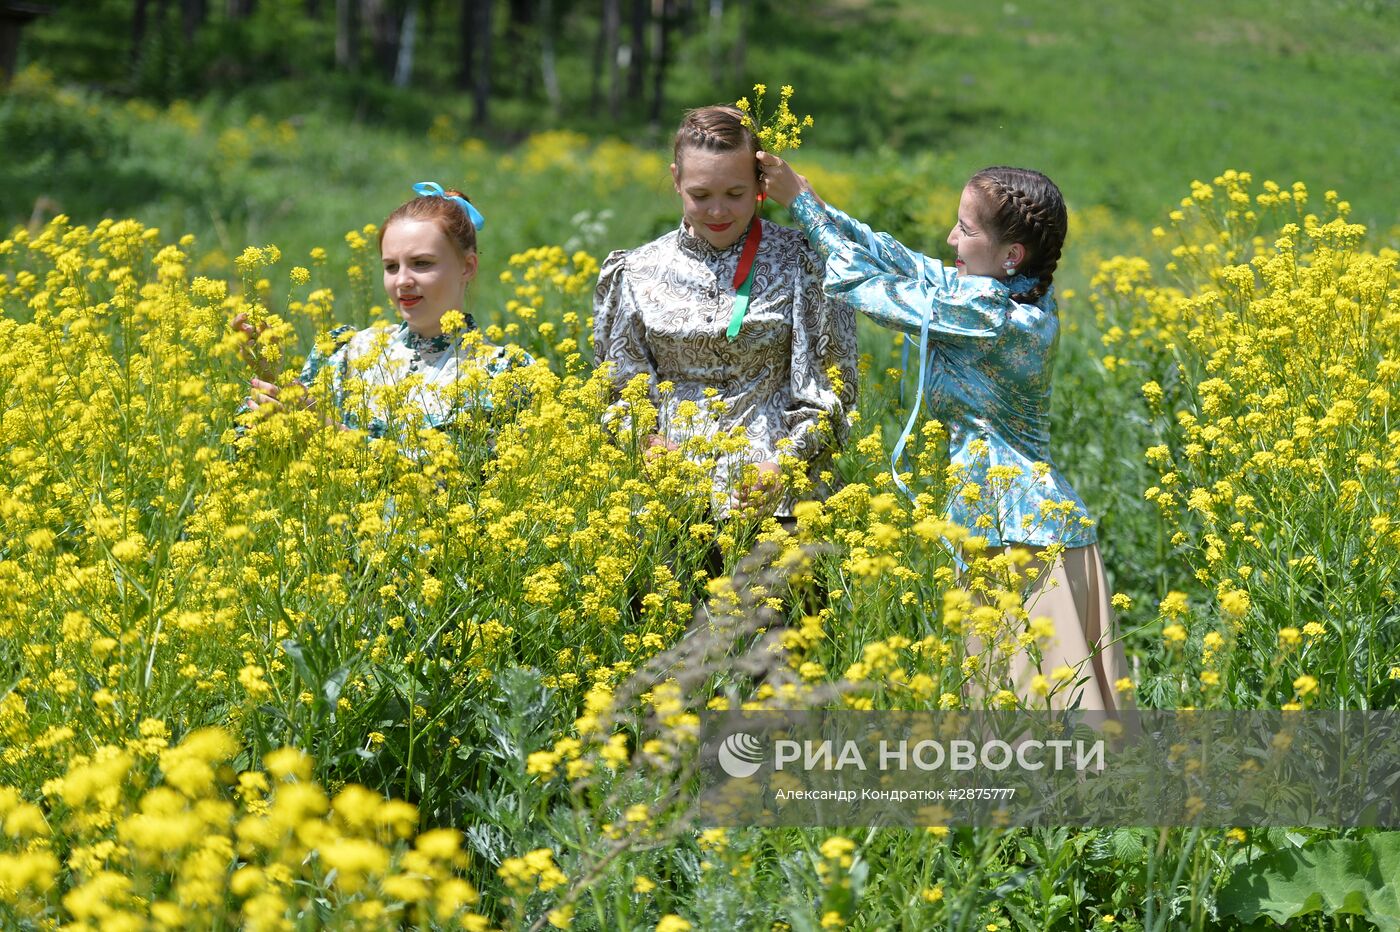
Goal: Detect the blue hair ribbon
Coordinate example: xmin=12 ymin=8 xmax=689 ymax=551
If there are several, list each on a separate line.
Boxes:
xmin=413 ymin=181 xmax=486 ymax=231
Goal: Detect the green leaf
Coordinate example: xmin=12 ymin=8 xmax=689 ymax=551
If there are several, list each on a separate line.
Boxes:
xmin=1045 ymin=894 xmax=1074 ymax=924
xmin=1002 ymin=900 xmax=1039 ymax=929
xmin=280 ymin=638 xmax=314 ymax=685
xmin=1217 ymin=832 xmax=1400 ymax=930
xmin=848 ymin=858 xmax=869 ymax=899
xmin=322 ymin=664 xmax=349 ymax=705
xmin=1111 ymin=828 xmax=1147 ymax=863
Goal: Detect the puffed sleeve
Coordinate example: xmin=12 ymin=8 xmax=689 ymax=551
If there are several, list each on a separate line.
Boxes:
xmin=592 ymin=249 xmax=658 ymax=400
xmin=783 ymin=241 xmax=858 ymax=461
xmin=298 ymin=324 xmax=355 ymax=384
xmin=790 ymin=191 xmax=1011 ymax=344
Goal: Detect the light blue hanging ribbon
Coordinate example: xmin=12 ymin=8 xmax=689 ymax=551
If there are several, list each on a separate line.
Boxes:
xmin=413 ymin=181 xmax=486 ymax=231
xmin=898 ymin=334 xmax=913 ymax=409
xmin=890 ymin=306 xmax=932 ymax=500
xmin=892 ymin=304 xmax=966 ymax=573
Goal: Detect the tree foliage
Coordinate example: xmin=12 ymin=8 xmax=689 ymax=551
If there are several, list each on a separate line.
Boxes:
xmin=19 ymin=0 xmax=761 ymax=128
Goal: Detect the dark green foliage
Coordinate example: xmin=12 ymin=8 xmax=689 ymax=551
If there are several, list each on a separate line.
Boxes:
xmin=13 ymin=1 xmax=1400 ymax=228
xmin=1217 ymin=831 xmax=1400 ymax=929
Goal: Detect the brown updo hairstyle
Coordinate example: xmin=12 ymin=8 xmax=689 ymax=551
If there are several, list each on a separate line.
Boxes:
xmin=967 ymin=167 xmax=1067 ymax=305
xmin=673 ymin=105 xmax=761 ymax=181
xmin=377 ymin=188 xmax=479 ymax=258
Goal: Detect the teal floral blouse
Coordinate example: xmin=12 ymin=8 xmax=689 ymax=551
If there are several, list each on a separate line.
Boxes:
xmin=789 ymin=191 xmax=1096 ymax=548
xmin=299 ymin=317 xmax=530 ymax=450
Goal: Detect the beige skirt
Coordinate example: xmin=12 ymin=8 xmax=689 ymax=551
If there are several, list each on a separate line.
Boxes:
xmin=970 ymin=542 xmax=1133 ymax=714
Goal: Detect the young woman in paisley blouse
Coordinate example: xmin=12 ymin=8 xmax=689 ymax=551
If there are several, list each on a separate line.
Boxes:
xmin=760 ymin=154 xmax=1130 ymax=713
xmin=237 ymin=184 xmax=531 ymax=457
xmin=593 ymin=106 xmax=859 ymax=521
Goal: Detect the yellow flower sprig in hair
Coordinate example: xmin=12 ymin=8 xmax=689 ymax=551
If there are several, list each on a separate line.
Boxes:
xmin=736 ymin=83 xmax=813 ymax=155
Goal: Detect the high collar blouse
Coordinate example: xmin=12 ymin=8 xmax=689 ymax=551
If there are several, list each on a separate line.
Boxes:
xmin=299 ymin=318 xmax=529 ymax=448
xmin=593 ymin=217 xmax=859 ymax=515
xmin=790 ymin=191 xmax=1096 ymax=548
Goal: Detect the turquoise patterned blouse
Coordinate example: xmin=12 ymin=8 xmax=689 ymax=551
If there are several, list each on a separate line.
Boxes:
xmin=789 ymin=191 xmax=1096 ymax=548
xmin=299 ymin=318 xmax=531 ymax=451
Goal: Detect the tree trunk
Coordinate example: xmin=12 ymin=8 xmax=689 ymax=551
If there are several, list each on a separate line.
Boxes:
xmin=472 ymin=0 xmax=494 ymax=123
xmin=649 ymin=0 xmax=670 ymax=127
xmin=603 ymin=0 xmax=620 ymax=121
xmin=506 ymin=0 xmax=533 ymax=96
xmin=0 ymin=17 xmax=35 ymax=83
xmin=181 ymin=0 xmax=207 ymax=43
xmin=458 ymin=0 xmax=472 ymax=90
xmin=132 ymin=0 xmax=151 ymax=73
xmin=363 ymin=0 xmax=399 ymax=80
xmin=707 ymin=0 xmax=722 ymax=87
xmin=627 ymin=0 xmax=647 ymax=105
xmin=589 ymin=1 xmax=603 ymax=112
xmin=393 ymin=0 xmax=419 ymax=87
xmin=336 ymin=0 xmax=359 ymax=71
xmin=127 ymin=0 xmax=172 ymax=78
xmin=731 ymin=0 xmax=747 ymax=79
xmin=538 ymin=0 xmax=560 ymax=114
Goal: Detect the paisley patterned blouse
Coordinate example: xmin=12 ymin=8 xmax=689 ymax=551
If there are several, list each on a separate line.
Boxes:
xmin=299 ymin=317 xmax=530 ymax=451
xmin=790 ymin=191 xmax=1096 ymax=547
xmin=593 ymin=217 xmax=859 ymax=516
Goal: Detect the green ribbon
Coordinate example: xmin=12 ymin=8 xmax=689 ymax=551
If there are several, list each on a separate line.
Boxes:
xmin=725 ymin=215 xmax=763 ymax=342
xmin=727 ymin=272 xmax=754 ymax=341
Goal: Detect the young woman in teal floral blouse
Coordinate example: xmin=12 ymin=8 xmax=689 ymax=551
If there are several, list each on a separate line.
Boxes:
xmin=238 ymin=185 xmax=530 ymax=455
xmin=760 ymin=154 xmax=1130 ymax=713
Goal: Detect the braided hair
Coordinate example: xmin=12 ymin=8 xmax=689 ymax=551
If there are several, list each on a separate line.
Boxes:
xmin=673 ymin=105 xmax=761 ymax=182
xmin=967 ymin=167 xmax=1067 ymax=305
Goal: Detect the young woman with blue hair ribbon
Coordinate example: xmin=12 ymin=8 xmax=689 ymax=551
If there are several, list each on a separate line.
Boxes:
xmin=236 ymin=183 xmax=530 ymax=455
xmin=759 ymin=154 xmax=1131 ymax=713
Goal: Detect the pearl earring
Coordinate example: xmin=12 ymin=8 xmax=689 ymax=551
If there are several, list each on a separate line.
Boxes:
xmin=1003 ymin=260 xmax=1016 ymax=271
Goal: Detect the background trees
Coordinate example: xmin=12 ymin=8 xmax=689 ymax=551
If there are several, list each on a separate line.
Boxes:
xmin=15 ymin=0 xmax=759 ymax=130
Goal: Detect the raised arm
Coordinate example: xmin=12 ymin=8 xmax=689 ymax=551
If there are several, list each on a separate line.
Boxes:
xmin=815 ymin=200 xmax=927 ymax=280
xmin=760 ymin=152 xmax=1013 ymax=344
xmin=790 ymin=191 xmax=1011 ymax=343
xmin=757 ymin=149 xmax=926 ymax=279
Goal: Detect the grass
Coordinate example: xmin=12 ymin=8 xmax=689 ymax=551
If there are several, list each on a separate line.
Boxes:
xmin=11 ymin=0 xmax=1400 ymax=231
xmin=741 ymin=0 xmax=1400 ymax=227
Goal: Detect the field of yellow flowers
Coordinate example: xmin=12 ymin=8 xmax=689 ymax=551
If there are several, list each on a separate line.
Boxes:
xmin=3 ymin=104 xmax=1399 ymax=930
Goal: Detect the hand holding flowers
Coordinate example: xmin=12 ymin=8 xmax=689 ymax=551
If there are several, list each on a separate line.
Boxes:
xmin=644 ymin=433 xmax=681 ymax=459
xmin=756 ymin=151 xmax=816 ymax=209
xmin=231 ymin=311 xmax=280 ymax=383
xmin=738 ymin=83 xmax=819 ymax=210
xmin=732 ymin=460 xmax=784 ymax=511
